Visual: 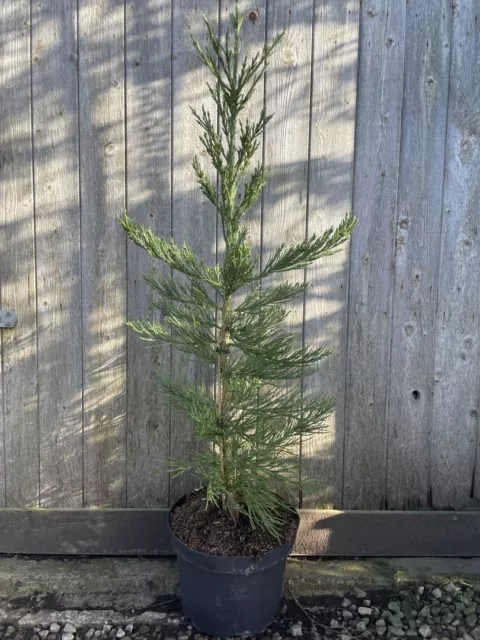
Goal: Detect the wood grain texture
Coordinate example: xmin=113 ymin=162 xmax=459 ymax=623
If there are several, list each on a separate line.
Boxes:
xmin=386 ymin=0 xmax=451 ymax=510
xmin=3 ymin=0 xmax=480 ymax=518
xmin=0 ymin=0 xmax=37 ymax=507
xmin=31 ymin=0 xmax=83 ymax=507
xmin=431 ymin=0 xmax=480 ymax=508
xmin=125 ymin=0 xmax=171 ymax=508
xmin=262 ymin=0 xmax=314 ymax=508
xmin=169 ymin=0 xmax=218 ymax=503
xmin=79 ymin=0 xmax=126 ymax=507
xmin=343 ymin=0 xmax=406 ymax=509
xmin=219 ymin=0 xmax=266 ymax=269
xmin=302 ymin=0 xmax=359 ymax=509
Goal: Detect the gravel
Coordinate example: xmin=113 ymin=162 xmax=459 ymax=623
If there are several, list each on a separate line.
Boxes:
xmin=0 ymin=580 xmax=479 ymax=639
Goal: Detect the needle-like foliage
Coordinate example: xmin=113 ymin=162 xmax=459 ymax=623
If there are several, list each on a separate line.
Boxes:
xmin=120 ymin=8 xmax=356 ymax=539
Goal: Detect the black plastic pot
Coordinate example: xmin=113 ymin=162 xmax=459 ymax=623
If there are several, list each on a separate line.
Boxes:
xmin=168 ymin=493 xmax=297 ymax=637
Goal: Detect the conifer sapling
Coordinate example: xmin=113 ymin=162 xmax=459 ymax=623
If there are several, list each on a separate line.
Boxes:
xmin=120 ymin=8 xmax=356 ymax=539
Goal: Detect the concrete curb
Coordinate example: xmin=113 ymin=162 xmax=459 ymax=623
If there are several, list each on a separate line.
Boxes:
xmin=1 ymin=556 xmax=480 ymax=615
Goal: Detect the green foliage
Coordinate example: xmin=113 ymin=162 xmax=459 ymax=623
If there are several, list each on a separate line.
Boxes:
xmin=120 ymin=7 xmax=356 ymax=539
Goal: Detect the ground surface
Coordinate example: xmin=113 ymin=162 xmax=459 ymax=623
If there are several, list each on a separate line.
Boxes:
xmin=1 ymin=557 xmax=480 ymax=640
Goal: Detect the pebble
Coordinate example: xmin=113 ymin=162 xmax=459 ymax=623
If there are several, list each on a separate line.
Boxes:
xmin=85 ymin=630 xmax=95 ymax=640
xmin=343 ymin=610 xmax=354 ymax=620
xmin=50 ymin=625 xmax=61 ymax=635
xmin=63 ymin=625 xmax=76 ymax=635
xmin=390 ymin=628 xmax=406 ymax=637
xmin=116 ymin=630 xmax=125 ymax=639
xmin=359 ymin=608 xmax=373 ymax=616
xmin=389 ymin=602 xmax=402 ymax=614
xmin=354 ymin=588 xmax=368 ymax=599
xmin=342 ymin=599 xmax=352 ymax=608
xmin=39 ymin=631 xmax=49 ymax=640
xmin=389 ymin=616 xmax=404 ymax=629
xmin=420 ymin=607 xmax=432 ymax=618
xmin=467 ymin=617 xmax=479 ymax=628
xmin=138 ymin=627 xmax=150 ymax=635
xmin=356 ymin=622 xmax=367 ymax=633
xmin=290 ymin=622 xmax=303 ymax=637
xmin=62 ymin=634 xmax=74 ymax=640
xmin=419 ymin=626 xmax=433 ymax=639
xmin=433 ymin=590 xmax=443 ymax=600
xmin=445 ymin=584 xmax=458 ymax=595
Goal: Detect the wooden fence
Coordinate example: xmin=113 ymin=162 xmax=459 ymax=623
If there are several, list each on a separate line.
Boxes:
xmin=0 ymin=0 xmax=479 ymax=535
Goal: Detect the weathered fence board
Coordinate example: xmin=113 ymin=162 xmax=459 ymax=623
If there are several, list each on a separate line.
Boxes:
xmin=385 ymin=0 xmax=451 ymax=510
xmin=79 ymin=0 xmax=127 ymax=507
xmin=262 ymin=0 xmax=314 ymax=508
xmin=1 ymin=1 xmax=479 ymax=525
xmin=343 ymin=0 xmax=406 ymax=509
xmin=0 ymin=0 xmax=36 ymax=507
xmin=125 ymin=0 xmax=172 ymax=508
xmin=169 ymin=0 xmax=218 ymax=504
xmin=302 ymin=0 xmax=359 ymax=509
xmin=31 ymin=0 xmax=83 ymax=508
xmin=431 ymin=0 xmax=480 ymax=508
xmin=220 ymin=0 xmax=266 ymax=272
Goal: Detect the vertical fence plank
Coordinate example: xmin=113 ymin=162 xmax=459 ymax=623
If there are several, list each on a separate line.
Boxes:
xmin=219 ymin=0 xmax=266 ymax=279
xmin=386 ymin=0 xmax=451 ymax=509
xmin=125 ymin=0 xmax=171 ymax=507
xmin=32 ymin=0 xmax=83 ymax=507
xmin=0 ymin=0 xmax=36 ymax=507
xmin=79 ymin=0 xmax=127 ymax=507
xmin=431 ymin=0 xmax=480 ymax=508
xmin=262 ymin=0 xmax=313 ymax=508
xmin=170 ymin=0 xmax=218 ymax=504
xmin=302 ymin=0 xmax=359 ymax=509
xmin=343 ymin=0 xmax=406 ymax=509
xmin=220 ymin=0 xmax=267 ymax=268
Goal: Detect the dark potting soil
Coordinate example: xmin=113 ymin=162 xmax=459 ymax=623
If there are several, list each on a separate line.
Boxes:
xmin=170 ymin=489 xmax=299 ymax=556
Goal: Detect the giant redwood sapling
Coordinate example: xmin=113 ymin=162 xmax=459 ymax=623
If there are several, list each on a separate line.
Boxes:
xmin=120 ymin=7 xmax=356 ymax=539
